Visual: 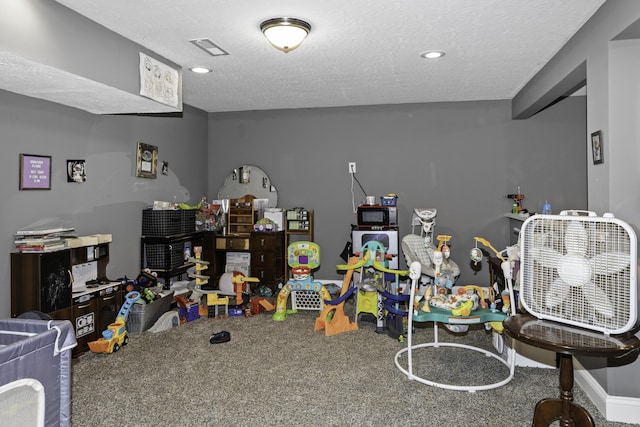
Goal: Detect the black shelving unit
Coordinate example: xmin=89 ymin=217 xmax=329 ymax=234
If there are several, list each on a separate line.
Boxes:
xmin=140 ymin=231 xmax=204 ymax=289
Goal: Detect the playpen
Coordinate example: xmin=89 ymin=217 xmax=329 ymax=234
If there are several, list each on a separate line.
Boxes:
xmin=0 ymin=319 xmax=76 ymax=427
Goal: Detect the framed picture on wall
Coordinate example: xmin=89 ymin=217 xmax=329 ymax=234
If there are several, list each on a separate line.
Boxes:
xmin=19 ymin=154 xmax=51 ymax=190
xmin=136 ymin=142 xmax=158 ymax=178
xmin=67 ymin=160 xmax=86 ymax=182
xmin=591 ymin=130 xmax=603 ymax=165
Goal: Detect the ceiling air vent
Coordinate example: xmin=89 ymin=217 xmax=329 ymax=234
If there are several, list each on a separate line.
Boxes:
xmin=189 ymin=38 xmax=229 ymax=56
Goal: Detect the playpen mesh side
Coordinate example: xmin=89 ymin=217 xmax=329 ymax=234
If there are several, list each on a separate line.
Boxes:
xmin=0 ymin=378 xmax=45 ymax=427
xmin=291 ymin=290 xmax=322 ymax=311
xmin=0 ymin=319 xmax=76 ymax=427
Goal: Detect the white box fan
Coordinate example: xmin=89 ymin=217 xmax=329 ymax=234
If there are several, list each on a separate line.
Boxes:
xmin=519 ymin=210 xmax=637 ymax=334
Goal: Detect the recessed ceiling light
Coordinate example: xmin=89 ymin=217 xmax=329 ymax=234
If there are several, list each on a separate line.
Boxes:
xmin=420 ymin=51 xmax=445 ymax=59
xmin=189 ymin=66 xmax=212 ymax=74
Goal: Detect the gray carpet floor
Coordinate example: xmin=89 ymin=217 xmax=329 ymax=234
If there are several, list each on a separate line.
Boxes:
xmin=72 ymin=304 xmax=637 ymax=426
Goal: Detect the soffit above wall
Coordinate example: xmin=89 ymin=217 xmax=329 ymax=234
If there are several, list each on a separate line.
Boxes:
xmin=0 ymin=52 xmax=180 ymax=115
xmin=0 ymin=0 xmax=182 ymax=115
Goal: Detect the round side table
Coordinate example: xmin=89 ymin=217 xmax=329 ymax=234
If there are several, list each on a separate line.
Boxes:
xmin=503 ymin=314 xmax=640 ymax=427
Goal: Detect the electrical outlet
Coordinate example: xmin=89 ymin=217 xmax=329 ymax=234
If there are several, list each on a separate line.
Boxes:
xmin=348 ymin=162 xmax=356 ymax=174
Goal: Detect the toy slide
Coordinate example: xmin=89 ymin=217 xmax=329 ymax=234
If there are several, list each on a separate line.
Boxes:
xmin=314 ymin=257 xmax=359 ymax=336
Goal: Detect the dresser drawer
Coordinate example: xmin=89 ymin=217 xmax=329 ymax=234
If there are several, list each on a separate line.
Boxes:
xmin=251 ymin=251 xmax=279 ymax=267
xmin=250 ymin=233 xmax=280 ymax=251
xmin=216 ymin=236 xmax=250 ymax=250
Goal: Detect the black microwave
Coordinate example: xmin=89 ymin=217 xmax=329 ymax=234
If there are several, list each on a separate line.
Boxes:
xmin=356 ymin=205 xmax=398 ymax=228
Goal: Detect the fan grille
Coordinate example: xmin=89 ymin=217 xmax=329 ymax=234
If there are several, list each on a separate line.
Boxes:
xmin=520 ymin=213 xmax=637 ymax=334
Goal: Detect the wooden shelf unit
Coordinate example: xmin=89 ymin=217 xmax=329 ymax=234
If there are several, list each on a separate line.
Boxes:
xmin=227 ymin=195 xmax=255 ymax=235
xmin=285 ymin=209 xmax=314 ymax=247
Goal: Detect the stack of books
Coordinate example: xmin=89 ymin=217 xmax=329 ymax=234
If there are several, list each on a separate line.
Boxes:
xmin=14 ymin=226 xmax=75 ymax=253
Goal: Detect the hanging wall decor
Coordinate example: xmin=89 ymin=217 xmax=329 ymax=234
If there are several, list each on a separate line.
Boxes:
xmin=139 ymin=53 xmax=179 ymax=108
xmin=136 ymin=142 xmax=158 ymax=178
xmin=591 ymin=130 xmax=603 ymax=165
xmin=67 ymin=160 xmax=86 ymax=183
xmin=19 ymin=154 xmax=51 ymax=190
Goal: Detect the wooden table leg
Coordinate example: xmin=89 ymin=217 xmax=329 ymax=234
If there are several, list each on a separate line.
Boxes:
xmin=532 ymin=354 xmax=595 ymax=427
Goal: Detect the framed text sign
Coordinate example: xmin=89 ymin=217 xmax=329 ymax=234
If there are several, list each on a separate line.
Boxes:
xmin=19 ymin=154 xmax=51 ymax=190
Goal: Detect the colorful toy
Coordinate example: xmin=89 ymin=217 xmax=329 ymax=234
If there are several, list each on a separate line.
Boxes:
xmin=469 ymin=236 xmax=513 ymax=332
xmin=395 ymin=261 xmax=516 ymax=391
xmin=425 ymin=285 xmax=488 ymax=316
xmin=273 ymin=241 xmax=328 ymax=321
xmin=314 ymin=256 xmax=361 ymax=336
xmin=206 ymin=293 xmax=229 ymax=318
xmin=121 ymin=269 xmax=158 ymax=293
xmin=348 ymin=241 xmax=409 ymax=338
xmin=218 ymin=271 xmax=259 ymax=306
xmin=187 ymin=246 xmax=210 ymax=287
xmin=88 ymin=291 xmax=141 ymax=354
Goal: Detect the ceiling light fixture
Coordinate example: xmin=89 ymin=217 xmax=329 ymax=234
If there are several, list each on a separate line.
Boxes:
xmin=260 ymin=17 xmax=311 ymax=53
xmin=420 ymin=50 xmax=446 ymax=59
xmin=189 ymin=66 xmax=212 ymax=74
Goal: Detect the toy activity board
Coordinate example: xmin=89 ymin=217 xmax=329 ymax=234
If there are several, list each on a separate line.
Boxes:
xmin=273 ymin=241 xmax=329 ymax=321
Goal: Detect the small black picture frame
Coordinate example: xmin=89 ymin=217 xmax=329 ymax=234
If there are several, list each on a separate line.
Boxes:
xmin=67 ymin=160 xmax=86 ymax=182
xmin=591 ymin=130 xmax=603 ymax=165
xmin=19 ymin=154 xmax=52 ymax=190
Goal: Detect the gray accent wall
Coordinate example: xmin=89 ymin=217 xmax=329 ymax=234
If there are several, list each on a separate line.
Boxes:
xmin=207 ymin=98 xmax=587 ymax=284
xmin=513 ymin=1 xmax=640 ymax=409
xmin=0 ymin=90 xmax=586 ymax=322
xmin=0 ymin=90 xmax=207 ymax=318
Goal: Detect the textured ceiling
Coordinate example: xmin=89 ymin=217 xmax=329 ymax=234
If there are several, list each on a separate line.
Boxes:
xmin=39 ymin=1 xmax=606 ymax=113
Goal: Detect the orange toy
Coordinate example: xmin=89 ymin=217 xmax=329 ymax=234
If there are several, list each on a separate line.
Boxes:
xmin=314 ymin=256 xmax=360 ymax=336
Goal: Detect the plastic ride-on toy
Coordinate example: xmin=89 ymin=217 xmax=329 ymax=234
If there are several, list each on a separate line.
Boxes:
xmin=88 ymin=291 xmax=141 ymax=354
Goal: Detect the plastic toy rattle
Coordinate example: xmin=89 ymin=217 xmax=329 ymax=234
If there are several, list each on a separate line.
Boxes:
xmin=436 ymin=235 xmax=452 ymax=259
xmin=469 ymin=237 xmax=506 ymax=265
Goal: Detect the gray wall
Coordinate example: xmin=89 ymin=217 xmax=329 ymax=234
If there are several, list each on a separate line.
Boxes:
xmin=514 ymin=1 xmax=640 ymax=409
xmin=0 ymin=81 xmax=587 ymax=329
xmin=0 ymin=90 xmax=208 ymax=318
xmin=208 ymin=98 xmax=587 ymax=284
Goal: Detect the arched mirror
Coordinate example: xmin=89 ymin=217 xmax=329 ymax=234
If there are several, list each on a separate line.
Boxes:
xmin=217 ymin=165 xmax=278 ymax=207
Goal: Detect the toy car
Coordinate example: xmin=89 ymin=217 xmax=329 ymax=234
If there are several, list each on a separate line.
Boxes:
xmin=88 ymin=320 xmax=129 ymax=353
xmin=88 ymin=291 xmax=140 ymax=354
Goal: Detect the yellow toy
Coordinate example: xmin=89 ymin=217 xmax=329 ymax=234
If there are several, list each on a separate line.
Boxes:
xmin=187 ymin=246 xmax=209 ymax=287
xmin=207 ymin=293 xmax=229 ymax=318
xmin=88 ymin=291 xmax=141 ymax=354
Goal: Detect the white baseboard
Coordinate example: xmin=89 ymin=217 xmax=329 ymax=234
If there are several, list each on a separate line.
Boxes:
xmin=574 ymin=358 xmax=640 ymax=424
xmin=510 ymin=339 xmax=556 ymax=368
xmin=491 ymin=332 xmax=556 ymax=368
